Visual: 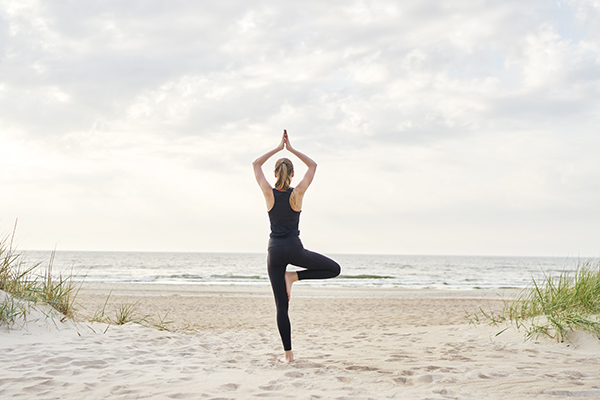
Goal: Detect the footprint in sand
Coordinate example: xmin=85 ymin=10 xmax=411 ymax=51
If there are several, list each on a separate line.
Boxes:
xmin=292 ymin=361 xmax=325 ymax=368
xmin=46 ymin=356 xmax=73 ymax=364
xmin=44 ymin=369 xmax=69 ymax=376
xmin=345 ymin=365 xmax=379 ymax=371
xmin=543 ymin=390 xmax=600 ymax=397
xmin=22 ymin=379 xmax=55 ymax=393
xmin=561 ymin=370 xmax=591 ymax=379
xmin=258 ymin=383 xmax=285 ymax=391
xmin=393 ymin=376 xmax=413 ymax=386
xmin=285 ymin=371 xmax=304 ymax=378
xmin=416 ymin=374 xmax=444 ymax=383
xmin=71 ymin=360 xmax=108 ymax=369
xmin=0 ymin=378 xmax=13 ymax=387
xmin=219 ymin=383 xmax=239 ymax=391
xmin=166 ymin=393 xmax=198 ymax=399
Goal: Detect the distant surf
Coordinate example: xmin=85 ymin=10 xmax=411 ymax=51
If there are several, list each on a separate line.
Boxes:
xmin=22 ymin=251 xmax=593 ymax=290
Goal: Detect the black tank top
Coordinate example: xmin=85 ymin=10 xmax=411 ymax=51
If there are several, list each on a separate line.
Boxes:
xmin=268 ymin=188 xmax=301 ymax=238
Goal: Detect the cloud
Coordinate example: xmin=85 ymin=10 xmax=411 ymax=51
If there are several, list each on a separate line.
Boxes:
xmin=1 ymin=0 xmax=599 ymax=254
xmin=3 ymin=0 xmax=598 ymax=144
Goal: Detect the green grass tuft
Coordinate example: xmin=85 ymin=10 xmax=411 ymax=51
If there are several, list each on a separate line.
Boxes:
xmin=467 ymin=261 xmax=600 ymax=342
xmin=89 ymin=292 xmax=152 ymax=327
xmin=0 ymin=224 xmax=80 ymax=327
xmin=1 ymin=225 xmax=178 ymax=333
xmin=152 ymin=310 xmax=174 ymax=331
xmin=0 ymin=295 xmax=27 ymax=326
xmin=108 ymin=300 xmax=146 ymax=325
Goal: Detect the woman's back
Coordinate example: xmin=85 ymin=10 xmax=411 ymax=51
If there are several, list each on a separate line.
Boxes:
xmin=268 ymin=188 xmax=301 ymax=238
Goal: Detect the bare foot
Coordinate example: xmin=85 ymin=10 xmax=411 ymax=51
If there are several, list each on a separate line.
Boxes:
xmin=279 ymin=350 xmax=294 ymax=363
xmin=284 ymin=271 xmax=298 ymax=300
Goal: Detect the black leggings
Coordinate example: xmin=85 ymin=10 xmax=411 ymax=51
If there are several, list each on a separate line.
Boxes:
xmin=267 ymin=236 xmax=341 ymax=351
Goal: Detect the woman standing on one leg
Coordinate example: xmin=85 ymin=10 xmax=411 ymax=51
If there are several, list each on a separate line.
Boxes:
xmin=252 ymin=130 xmax=341 ymax=363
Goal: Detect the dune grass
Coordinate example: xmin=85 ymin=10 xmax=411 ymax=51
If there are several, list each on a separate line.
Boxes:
xmin=0 ymin=294 xmax=27 ymax=326
xmin=0 ymin=228 xmax=81 ymax=327
xmin=87 ymin=291 xmax=176 ymax=330
xmin=1 ymin=226 xmax=176 ymax=332
xmin=467 ymin=261 xmax=600 ymax=342
xmin=89 ymin=291 xmax=150 ymax=326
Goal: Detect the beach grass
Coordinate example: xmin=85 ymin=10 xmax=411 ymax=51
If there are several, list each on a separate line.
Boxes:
xmin=88 ymin=291 xmax=154 ymax=327
xmin=1 ymin=230 xmax=173 ymax=331
xmin=109 ymin=300 xmax=145 ymax=325
xmin=151 ymin=310 xmax=175 ymax=331
xmin=0 ymin=294 xmax=26 ymax=326
xmin=467 ymin=261 xmax=600 ymax=342
xmin=0 ymin=228 xmax=80 ymax=327
xmin=0 ymin=224 xmax=160 ymax=330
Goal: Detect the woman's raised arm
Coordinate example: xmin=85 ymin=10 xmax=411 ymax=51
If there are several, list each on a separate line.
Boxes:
xmin=252 ymin=132 xmax=285 ymax=208
xmin=285 ymin=133 xmax=317 ymax=197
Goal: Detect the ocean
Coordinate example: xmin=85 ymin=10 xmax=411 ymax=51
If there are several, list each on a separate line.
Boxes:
xmin=20 ymin=251 xmax=595 ymax=290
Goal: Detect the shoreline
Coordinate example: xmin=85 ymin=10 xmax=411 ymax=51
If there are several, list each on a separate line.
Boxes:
xmin=77 ymin=281 xmax=522 ymax=299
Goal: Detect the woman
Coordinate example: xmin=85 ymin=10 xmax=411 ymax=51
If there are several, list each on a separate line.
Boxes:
xmin=252 ymin=130 xmax=341 ymax=363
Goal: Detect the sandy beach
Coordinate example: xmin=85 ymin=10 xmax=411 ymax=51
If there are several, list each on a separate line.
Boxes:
xmin=2 ymin=283 xmax=600 ymax=399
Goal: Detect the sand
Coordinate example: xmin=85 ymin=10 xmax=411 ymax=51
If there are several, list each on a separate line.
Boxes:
xmin=2 ymin=283 xmax=600 ymax=399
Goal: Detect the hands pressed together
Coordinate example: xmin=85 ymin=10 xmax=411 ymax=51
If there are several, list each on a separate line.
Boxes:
xmin=278 ymin=130 xmax=293 ymax=152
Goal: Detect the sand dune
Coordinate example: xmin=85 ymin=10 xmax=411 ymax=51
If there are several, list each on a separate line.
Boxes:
xmin=1 ymin=284 xmax=600 ymax=399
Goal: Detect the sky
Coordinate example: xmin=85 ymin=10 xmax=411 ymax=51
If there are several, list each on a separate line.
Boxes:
xmin=1 ymin=0 xmax=600 ymax=256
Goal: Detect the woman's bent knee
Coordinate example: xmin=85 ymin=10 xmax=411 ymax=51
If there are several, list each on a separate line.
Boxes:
xmin=331 ymin=262 xmax=341 ymax=278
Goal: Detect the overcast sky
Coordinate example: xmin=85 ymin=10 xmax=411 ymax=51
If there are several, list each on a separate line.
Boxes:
xmin=2 ymin=0 xmax=600 ymax=256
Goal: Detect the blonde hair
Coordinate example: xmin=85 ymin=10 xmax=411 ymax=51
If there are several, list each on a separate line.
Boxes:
xmin=274 ymin=158 xmax=294 ymax=190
